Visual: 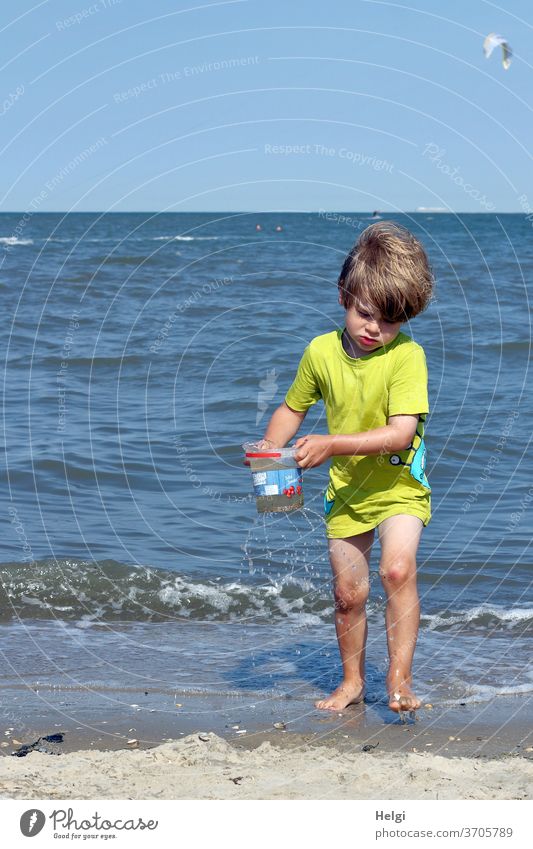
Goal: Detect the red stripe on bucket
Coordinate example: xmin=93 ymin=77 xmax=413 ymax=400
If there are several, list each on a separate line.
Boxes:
xmin=245 ymin=451 xmax=282 ymax=458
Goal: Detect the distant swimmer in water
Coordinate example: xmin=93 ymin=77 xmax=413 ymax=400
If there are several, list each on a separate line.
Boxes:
xmin=275 ymin=225 xmax=283 ymax=232
xmin=255 ymin=224 xmax=262 ymax=231
xmin=372 ymin=210 xmax=381 ymax=218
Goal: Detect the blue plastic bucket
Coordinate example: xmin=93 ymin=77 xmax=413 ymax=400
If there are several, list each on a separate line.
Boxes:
xmin=243 ymin=443 xmax=304 ymax=513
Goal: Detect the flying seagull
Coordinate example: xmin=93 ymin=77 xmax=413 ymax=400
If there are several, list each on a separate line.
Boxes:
xmin=483 ymin=33 xmax=512 ymax=70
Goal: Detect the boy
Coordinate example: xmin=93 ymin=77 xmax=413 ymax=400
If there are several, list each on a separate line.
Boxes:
xmin=259 ymin=221 xmax=433 ymax=716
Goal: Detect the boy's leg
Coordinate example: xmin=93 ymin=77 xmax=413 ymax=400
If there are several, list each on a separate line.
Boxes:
xmin=377 ymin=514 xmax=424 ymax=714
xmin=315 ymin=529 xmax=375 ymax=711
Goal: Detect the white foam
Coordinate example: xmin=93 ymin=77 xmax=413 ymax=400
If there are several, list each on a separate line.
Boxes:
xmin=150 ymin=573 xmax=330 ymax=625
xmin=423 ymin=604 xmax=533 ymax=630
xmin=458 ymin=681 xmax=533 ymax=703
xmin=158 ymin=579 xmax=232 ymax=613
xmin=152 ymin=235 xmax=219 ymax=241
xmin=0 ymin=236 xmax=33 ymax=245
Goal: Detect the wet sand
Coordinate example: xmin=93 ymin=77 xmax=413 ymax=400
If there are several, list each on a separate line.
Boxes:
xmin=0 ymin=684 xmax=532 ymax=798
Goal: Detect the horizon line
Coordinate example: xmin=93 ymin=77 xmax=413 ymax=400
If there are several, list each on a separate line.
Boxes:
xmin=0 ymin=209 xmax=526 ymax=215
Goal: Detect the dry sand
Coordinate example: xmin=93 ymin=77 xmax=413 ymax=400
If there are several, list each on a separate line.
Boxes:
xmin=0 ymin=732 xmax=532 ymax=800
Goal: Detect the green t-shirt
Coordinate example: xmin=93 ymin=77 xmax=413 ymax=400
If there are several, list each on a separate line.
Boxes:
xmin=284 ymin=327 xmax=431 ymax=533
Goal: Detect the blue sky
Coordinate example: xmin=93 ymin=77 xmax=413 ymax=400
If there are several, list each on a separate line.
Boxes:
xmin=2 ymin=0 xmax=533 ymax=211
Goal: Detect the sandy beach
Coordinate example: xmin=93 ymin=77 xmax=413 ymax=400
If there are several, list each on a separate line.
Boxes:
xmin=1 ymin=687 xmax=532 ymax=799
xmin=2 ymin=0 xmax=533 ymax=816
xmin=1 ymin=730 xmax=532 ymax=800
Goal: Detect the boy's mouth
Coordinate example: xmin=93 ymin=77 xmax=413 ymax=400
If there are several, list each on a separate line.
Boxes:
xmin=360 ymin=335 xmax=378 ymax=346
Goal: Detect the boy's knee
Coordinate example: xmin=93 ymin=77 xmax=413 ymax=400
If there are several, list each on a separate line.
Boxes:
xmin=379 ymin=556 xmax=416 ymax=586
xmin=334 ymin=581 xmax=369 ymax=611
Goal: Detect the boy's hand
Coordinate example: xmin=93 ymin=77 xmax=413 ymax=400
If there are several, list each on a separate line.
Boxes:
xmin=293 ymin=435 xmax=333 ymax=469
xmin=242 ymin=437 xmax=275 ymax=465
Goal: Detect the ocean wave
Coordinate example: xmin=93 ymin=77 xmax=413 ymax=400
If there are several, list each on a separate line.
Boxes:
xmin=452 ymin=681 xmax=533 ymax=704
xmin=0 ymin=559 xmax=332 ymax=625
xmin=43 ymin=235 xmax=221 ymax=244
xmin=422 ymin=604 xmax=533 ymax=633
xmin=43 ymin=237 xmax=123 ymax=244
xmin=37 ymin=354 xmax=146 ymax=368
xmin=1 ymin=560 xmax=531 ymax=635
xmin=0 ymin=236 xmax=33 ymax=246
xmin=152 ymin=235 xmax=219 ymax=241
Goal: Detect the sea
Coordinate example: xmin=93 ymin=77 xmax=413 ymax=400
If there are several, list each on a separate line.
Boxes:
xmin=1 ymin=211 xmax=532 ymax=713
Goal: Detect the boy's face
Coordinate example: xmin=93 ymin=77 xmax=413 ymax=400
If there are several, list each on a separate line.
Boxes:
xmin=340 ymin=293 xmax=403 ymax=354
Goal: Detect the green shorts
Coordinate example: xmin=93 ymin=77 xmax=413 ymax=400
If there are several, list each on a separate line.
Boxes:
xmin=323 ymin=485 xmax=431 ymax=538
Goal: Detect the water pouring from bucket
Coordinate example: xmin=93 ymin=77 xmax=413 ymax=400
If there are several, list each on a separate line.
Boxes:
xmin=243 ymin=442 xmax=304 ymax=513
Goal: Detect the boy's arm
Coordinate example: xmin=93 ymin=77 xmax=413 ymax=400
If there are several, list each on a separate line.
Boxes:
xmin=294 ymin=415 xmax=419 ymax=468
xmin=261 ymin=401 xmax=307 ymax=448
xmin=247 ymin=341 xmax=317 ymax=455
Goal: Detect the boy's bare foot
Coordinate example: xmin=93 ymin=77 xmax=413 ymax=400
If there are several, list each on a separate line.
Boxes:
xmin=387 ymin=674 xmax=421 ymax=714
xmin=315 ymin=680 xmax=365 ymax=711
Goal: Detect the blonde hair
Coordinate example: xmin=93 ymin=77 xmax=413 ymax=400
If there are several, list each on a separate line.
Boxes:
xmin=337 ymin=221 xmax=433 ymax=321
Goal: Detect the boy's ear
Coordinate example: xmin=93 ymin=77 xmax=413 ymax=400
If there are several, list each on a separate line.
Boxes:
xmin=338 ymin=289 xmax=344 ymax=306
